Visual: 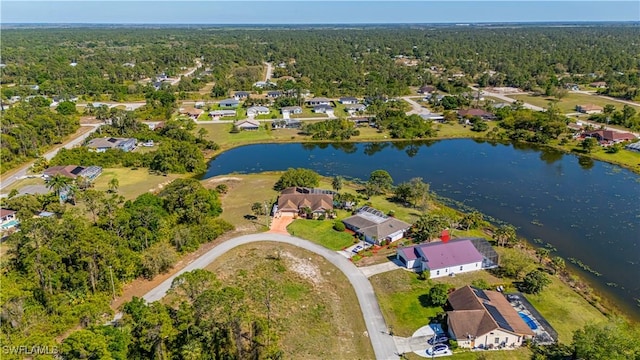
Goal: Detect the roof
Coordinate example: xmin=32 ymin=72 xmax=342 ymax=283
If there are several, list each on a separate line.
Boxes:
xmin=340 ymin=97 xmax=358 ymax=102
xmin=345 ymin=104 xmax=366 ymax=110
xmin=314 ymin=104 xmax=333 ymax=111
xmin=234 ymin=119 xmax=260 ymax=128
xmin=577 ymin=104 xmax=603 ymax=111
xmin=86 ymin=137 xmax=135 ymax=149
xmin=234 ymin=91 xmax=250 ymax=96
xmin=0 ymin=209 xmax=16 ymax=217
xmin=343 ymin=206 xmax=411 ymax=240
xmin=585 ymin=130 xmax=636 ymax=141
xmin=447 ymin=286 xmax=535 ymax=338
xmin=458 ymin=108 xmax=492 ymax=117
xmin=220 ymin=98 xmax=239 ymax=105
xmin=247 ymin=106 xmax=270 ymax=112
xmin=307 ymin=97 xmax=331 ymax=102
xmin=44 ymin=165 xmax=84 ymax=178
xmin=417 ymin=239 xmax=484 ymax=269
xmin=277 ymin=188 xmax=334 ymax=213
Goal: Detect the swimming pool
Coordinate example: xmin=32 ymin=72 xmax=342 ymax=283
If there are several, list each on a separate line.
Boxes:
xmin=518 ymin=312 xmax=538 ymax=330
xmin=1 ymin=220 xmax=19 ymax=229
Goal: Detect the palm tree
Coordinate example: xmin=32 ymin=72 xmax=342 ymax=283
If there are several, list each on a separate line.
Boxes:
xmin=108 ymin=177 xmax=120 ymax=193
xmin=331 ymin=176 xmax=343 ymax=193
xmin=46 ymin=175 xmax=71 ymax=201
xmin=494 ymin=224 xmax=516 ymax=247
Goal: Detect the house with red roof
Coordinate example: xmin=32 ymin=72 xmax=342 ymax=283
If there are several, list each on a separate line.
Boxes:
xmin=583 ymin=130 xmax=637 ymax=144
xmin=396 ymin=238 xmax=498 ymax=278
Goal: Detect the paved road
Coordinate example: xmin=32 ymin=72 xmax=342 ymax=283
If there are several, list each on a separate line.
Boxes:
xmin=569 ymin=90 xmax=640 ymax=108
xmin=142 ymin=233 xmax=399 ymax=360
xmin=470 ymin=87 xmax=545 ymax=111
xmin=264 ymin=62 xmax=273 ymax=82
xmin=0 ymin=124 xmax=101 ymax=191
xmin=401 ymin=96 xmax=431 ymax=115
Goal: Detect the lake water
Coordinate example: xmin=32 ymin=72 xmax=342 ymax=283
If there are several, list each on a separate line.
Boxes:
xmin=204 ymin=139 xmax=640 ymax=317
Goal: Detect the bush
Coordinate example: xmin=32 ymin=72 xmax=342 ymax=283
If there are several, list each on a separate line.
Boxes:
xmin=471 ymin=279 xmax=490 ymax=290
xmin=317 ymin=214 xmax=326 ymax=220
xmin=333 ymin=221 xmax=346 ymax=232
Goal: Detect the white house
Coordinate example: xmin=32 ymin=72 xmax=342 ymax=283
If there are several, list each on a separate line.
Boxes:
xmin=0 ymin=209 xmax=18 ymax=231
xmin=234 ymin=119 xmax=260 ymax=131
xmin=209 ymin=110 xmax=236 ymax=118
xmin=344 ymin=104 xmax=366 ymax=115
xmin=313 ymin=104 xmax=334 ymax=114
xmin=339 ymin=97 xmax=359 ymax=104
xmin=446 ymin=286 xmax=535 ymax=349
xmin=397 ymin=238 xmax=497 ymax=278
xmin=246 ymin=106 xmax=270 ymax=116
xmin=306 ymin=97 xmax=331 ymax=106
xmin=281 ymin=106 xmax=303 ymax=115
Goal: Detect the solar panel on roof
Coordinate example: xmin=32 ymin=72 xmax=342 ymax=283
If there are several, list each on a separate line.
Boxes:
xmin=70 ymin=167 xmax=84 ymax=175
xmin=474 ymin=288 xmax=490 ymax=301
xmin=484 ymin=304 xmax=514 ymax=332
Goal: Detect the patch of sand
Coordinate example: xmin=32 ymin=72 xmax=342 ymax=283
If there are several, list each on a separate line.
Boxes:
xmin=282 ymin=251 xmax=323 ymax=285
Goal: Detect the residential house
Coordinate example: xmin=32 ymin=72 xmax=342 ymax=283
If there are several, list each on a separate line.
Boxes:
xmin=272 ymin=119 xmax=301 ymax=129
xmin=589 ymin=81 xmax=607 ymax=88
xmin=350 ymin=117 xmax=372 ymax=127
xmin=253 ymin=81 xmax=275 ymax=89
xmin=583 ymin=130 xmax=637 ymax=144
xmin=219 ymin=99 xmax=240 ymax=108
xmin=625 ymin=141 xmax=640 ymax=153
xmin=86 ymin=137 xmax=136 ymax=153
xmin=446 ymin=286 xmax=535 ymax=349
xmin=281 ymin=106 xmax=303 ymax=115
xmin=342 ymin=206 xmax=411 ymax=245
xmin=313 ymin=104 xmax=334 ymax=114
xmin=306 ymin=97 xmax=331 ymax=106
xmin=276 ymin=187 xmax=334 ymax=218
xmin=576 ymin=104 xmax=603 ymax=114
xmin=418 ymin=85 xmax=436 ymax=94
xmin=267 ymin=91 xmax=283 ymax=99
xmin=234 ymin=91 xmax=250 ymax=100
xmin=44 ymin=165 xmax=103 ymax=181
xmin=420 ymin=113 xmax=446 ymax=122
xmin=0 ymin=209 xmax=19 ymax=231
xmin=339 ymin=97 xmax=359 ymax=105
xmin=209 ymin=110 xmax=236 ymax=118
xmin=565 ymin=83 xmax=580 ymax=91
xmin=234 ymin=119 xmax=260 ymax=131
xmin=194 ymin=101 xmax=206 ymax=109
xmin=179 ymin=107 xmax=204 ymax=120
xmin=344 ymin=104 xmax=367 ymax=115
xmin=396 ymin=238 xmax=500 ymax=277
xmin=247 ymin=106 xmax=270 ymax=117
xmin=458 ymin=108 xmax=496 ymax=121
xmin=364 ymin=95 xmax=389 ymax=105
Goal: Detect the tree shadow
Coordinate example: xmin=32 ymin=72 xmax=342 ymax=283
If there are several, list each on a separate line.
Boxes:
xmin=243 ymin=214 xmax=258 ymax=221
xmin=418 ymin=294 xmax=432 ymax=308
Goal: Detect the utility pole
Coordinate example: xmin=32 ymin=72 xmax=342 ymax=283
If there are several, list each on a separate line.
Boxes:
xmin=109 ymin=266 xmax=116 ymax=301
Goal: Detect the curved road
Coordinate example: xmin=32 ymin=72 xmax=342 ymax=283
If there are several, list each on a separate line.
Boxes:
xmin=142 ymin=233 xmax=399 ymax=360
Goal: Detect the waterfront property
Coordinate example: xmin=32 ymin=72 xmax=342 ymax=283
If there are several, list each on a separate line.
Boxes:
xmin=234 ymin=119 xmax=260 ymax=131
xmin=342 ymin=206 xmax=411 ymax=245
xmin=458 ymin=108 xmax=496 ymax=121
xmin=43 ymin=165 xmax=103 ymax=181
xmin=396 ymin=238 xmax=498 ymax=278
xmin=446 ymin=286 xmax=535 ymax=349
xmin=272 ymin=119 xmax=301 ymax=129
xmin=582 ymin=129 xmax=637 ymax=145
xmin=275 ymin=187 xmax=334 ymax=218
xmin=86 ymin=137 xmax=136 ymax=152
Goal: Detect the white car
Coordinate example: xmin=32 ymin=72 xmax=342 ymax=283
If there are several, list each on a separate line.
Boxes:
xmin=351 ymin=245 xmax=363 ymax=253
xmin=426 ymin=344 xmax=449 ymax=356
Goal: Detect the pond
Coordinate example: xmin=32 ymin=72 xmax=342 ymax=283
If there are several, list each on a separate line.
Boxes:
xmin=204 ymin=139 xmax=640 ymax=317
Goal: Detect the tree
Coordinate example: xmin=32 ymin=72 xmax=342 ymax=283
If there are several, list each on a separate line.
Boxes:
xmin=60 ymin=330 xmax=111 ymax=360
xmin=551 ymin=256 xmax=565 ymax=274
xmin=460 ymin=211 xmax=484 ymax=230
xmin=108 ymin=177 xmax=120 ymax=193
xmin=79 ymin=189 xmax=105 ymax=224
xmin=251 ymin=202 xmax=266 ymax=216
xmin=331 ymin=176 xmax=343 ymax=192
xmin=159 ymin=178 xmax=222 ymax=224
xmin=581 ymin=137 xmax=598 ymax=153
xmin=535 ymin=248 xmax=550 ymax=264
xmin=197 ymin=127 xmax=208 ymax=141
xmin=494 ymin=224 xmax=517 ymax=247
xmin=521 ymin=270 xmax=551 ymax=294
xmin=425 ymin=284 xmax=450 ymax=306
xmin=141 ymin=243 xmax=178 ymax=279
xmin=46 ymin=174 xmax=71 ymax=200
xmin=394 ymin=177 xmax=430 ymax=208
xmin=412 ymin=213 xmax=449 ymax=243
xmin=367 ymin=170 xmax=394 ymax=195
xmin=56 ymin=101 xmax=77 ymax=115
xmin=572 ymin=320 xmax=640 ymax=360
xmin=273 ymin=168 xmax=320 ymax=191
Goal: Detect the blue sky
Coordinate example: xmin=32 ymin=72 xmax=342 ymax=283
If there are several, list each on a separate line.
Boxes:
xmin=2 ymin=1 xmax=639 ymax=24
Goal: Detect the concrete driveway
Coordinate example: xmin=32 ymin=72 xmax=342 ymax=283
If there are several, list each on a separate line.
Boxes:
xmin=140 ymin=233 xmax=400 ymax=360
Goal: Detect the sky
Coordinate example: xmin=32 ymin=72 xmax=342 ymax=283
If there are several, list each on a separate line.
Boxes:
xmin=2 ymin=1 xmax=639 ymax=24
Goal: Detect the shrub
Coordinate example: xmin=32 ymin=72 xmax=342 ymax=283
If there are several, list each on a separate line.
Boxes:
xmin=333 ymin=221 xmax=346 ymax=232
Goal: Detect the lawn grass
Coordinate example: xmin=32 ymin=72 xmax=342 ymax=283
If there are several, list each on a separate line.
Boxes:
xmin=92 ymin=168 xmax=185 ymax=200
xmin=201 ymin=173 xmax=280 ymax=233
xmin=203 ymin=242 xmax=375 ymax=360
xmin=287 ymin=219 xmax=356 ymax=250
xmin=403 ymin=348 xmax=532 ymax=360
xmin=196 ymin=123 xmax=301 ymax=150
xmin=369 ymin=269 xmax=443 ymax=337
xmin=0 ymin=177 xmax=46 ymax=196
xmin=525 ymin=276 xmax=607 ymax=344
xmin=435 ymin=122 xmax=488 ymax=139
xmin=549 ymin=137 xmax=640 ymax=174
xmin=509 ymin=93 xmax=640 ymax=113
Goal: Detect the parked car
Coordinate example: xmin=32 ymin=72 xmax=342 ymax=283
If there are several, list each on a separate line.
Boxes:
xmin=428 ymin=335 xmax=449 ymax=345
xmin=142 ymin=140 xmax=154 ymax=147
xmin=352 ymin=245 xmax=363 ymax=253
xmin=426 ymin=344 xmax=449 ymax=356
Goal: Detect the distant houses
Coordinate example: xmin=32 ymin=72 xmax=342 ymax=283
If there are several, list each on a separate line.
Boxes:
xmin=338 ymin=97 xmax=359 ymax=105
xmin=234 ymin=91 xmax=250 ymax=100
xmin=589 ymin=81 xmax=607 ymax=88
xmin=267 ymin=91 xmax=283 ymax=99
xmin=246 ymin=106 xmax=270 ymax=117
xmin=86 ymin=137 xmax=136 ymax=152
xmin=178 ymin=107 xmax=204 ymax=120
xmin=306 ymin=97 xmax=331 ymax=106
xmin=219 ymin=98 xmax=240 ymax=108
xmin=281 ymin=106 xmax=303 ymax=117
xmin=313 ymin=104 xmax=334 ymax=114
xmin=344 ymin=104 xmax=366 ymax=115
xmin=342 ymin=206 xmax=411 ymax=245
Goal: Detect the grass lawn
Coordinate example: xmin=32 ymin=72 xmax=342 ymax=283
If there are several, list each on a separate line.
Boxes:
xmin=509 ymin=93 xmax=640 ymax=113
xmin=525 ymin=276 xmax=607 ymax=344
xmin=287 ymin=219 xmax=356 ymax=250
xmin=369 ymin=269 xmax=443 ymax=337
xmin=435 ymin=123 xmax=488 ymax=139
xmin=0 ymin=177 xmax=46 ymax=196
xmin=204 ymin=242 xmax=375 ymax=360
xmin=201 ymin=173 xmax=280 ymax=233
xmin=197 ymin=123 xmax=301 ymax=150
xmin=402 ymin=348 xmax=532 ymax=360
xmin=550 ymin=138 xmax=640 ymax=174
xmin=92 ymin=168 xmax=185 ymax=200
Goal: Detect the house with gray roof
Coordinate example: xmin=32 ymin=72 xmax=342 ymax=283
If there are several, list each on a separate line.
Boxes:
xmin=339 ymin=97 xmax=359 ymax=104
xmin=86 ymin=137 xmax=136 ymax=152
xmin=219 ymin=98 xmax=240 ymax=108
xmin=306 ymin=97 xmax=331 ymax=106
xmin=281 ymin=106 xmax=303 ymax=115
xmin=246 ymin=106 xmax=270 ymax=116
xmin=209 ymin=110 xmax=236 ymax=118
xmin=234 ymin=119 xmax=260 ymax=131
xmin=342 ymin=206 xmax=411 ymax=245
xmin=344 ymin=104 xmax=367 ymax=114
xmin=234 ymin=91 xmax=250 ymax=100
xmin=313 ymin=104 xmax=334 ymax=113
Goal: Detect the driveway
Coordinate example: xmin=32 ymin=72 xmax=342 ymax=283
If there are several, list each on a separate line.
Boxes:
xmin=268 ymin=214 xmax=294 ymax=234
xmin=359 ymin=261 xmax=405 ymax=278
xmin=140 ymin=233 xmax=400 ymax=360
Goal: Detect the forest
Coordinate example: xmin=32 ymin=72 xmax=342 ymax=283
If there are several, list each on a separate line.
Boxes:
xmin=0 ymin=179 xmax=234 ymax=357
